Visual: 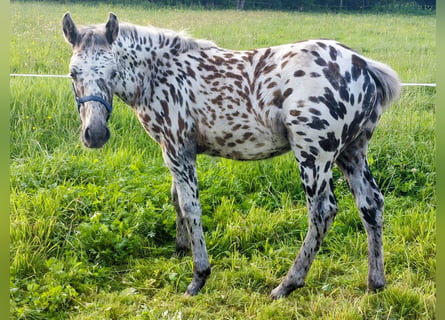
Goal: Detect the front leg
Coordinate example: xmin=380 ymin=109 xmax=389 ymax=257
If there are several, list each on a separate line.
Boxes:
xmin=163 ymin=146 xmax=211 ymax=296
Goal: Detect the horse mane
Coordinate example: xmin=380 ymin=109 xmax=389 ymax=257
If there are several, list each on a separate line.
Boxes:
xmin=118 ymin=23 xmax=216 ymax=53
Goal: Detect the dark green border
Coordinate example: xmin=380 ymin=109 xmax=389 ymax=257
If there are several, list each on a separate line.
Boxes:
xmin=436 ymin=1 xmax=443 ymax=318
xmin=1 ymin=0 xmax=9 ymax=318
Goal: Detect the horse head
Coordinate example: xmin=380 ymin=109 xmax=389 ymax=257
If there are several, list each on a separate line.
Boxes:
xmin=62 ymin=12 xmax=119 ymax=148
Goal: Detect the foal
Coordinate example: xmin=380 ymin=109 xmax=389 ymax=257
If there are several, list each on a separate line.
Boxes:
xmin=62 ymin=13 xmax=400 ymax=298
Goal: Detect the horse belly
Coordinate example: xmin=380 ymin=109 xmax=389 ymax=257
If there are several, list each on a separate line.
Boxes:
xmin=196 ymin=122 xmax=290 ymax=160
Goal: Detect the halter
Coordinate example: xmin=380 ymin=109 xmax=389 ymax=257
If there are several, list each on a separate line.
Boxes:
xmin=72 ymin=82 xmax=113 ymax=120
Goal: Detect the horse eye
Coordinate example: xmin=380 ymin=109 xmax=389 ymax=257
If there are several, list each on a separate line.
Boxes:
xmin=70 ymin=70 xmax=78 ymax=80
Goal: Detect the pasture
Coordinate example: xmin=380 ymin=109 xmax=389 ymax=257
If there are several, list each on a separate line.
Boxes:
xmin=10 ymin=2 xmax=435 ymax=319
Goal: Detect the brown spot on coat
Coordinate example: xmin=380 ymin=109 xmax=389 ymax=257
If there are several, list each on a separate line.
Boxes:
xmin=290 ymin=110 xmax=301 ymax=116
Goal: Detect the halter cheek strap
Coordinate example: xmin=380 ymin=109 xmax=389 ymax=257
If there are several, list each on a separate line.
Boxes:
xmin=72 ymin=82 xmax=113 ymax=120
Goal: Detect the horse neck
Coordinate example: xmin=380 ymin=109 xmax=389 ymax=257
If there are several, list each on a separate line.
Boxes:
xmin=112 ymin=24 xmax=213 ymax=107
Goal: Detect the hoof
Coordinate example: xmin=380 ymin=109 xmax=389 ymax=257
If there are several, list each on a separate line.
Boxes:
xmin=185 ymin=282 xmax=202 ymax=296
xmin=368 ymin=275 xmax=386 ymax=292
xmin=270 ymin=283 xmax=302 ymax=300
xmin=185 ymin=267 xmax=211 ymax=296
xmin=368 ymin=281 xmax=386 ymax=292
xmin=270 ymin=286 xmax=287 ymax=300
xmin=183 ymin=290 xmax=195 ymax=297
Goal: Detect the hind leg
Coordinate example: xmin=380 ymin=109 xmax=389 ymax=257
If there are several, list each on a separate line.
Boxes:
xmin=271 ymin=153 xmax=338 ymax=299
xmin=336 ymin=132 xmax=385 ymax=291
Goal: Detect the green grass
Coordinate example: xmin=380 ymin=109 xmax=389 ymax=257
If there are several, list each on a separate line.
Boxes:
xmin=10 ymin=2 xmax=435 ymax=319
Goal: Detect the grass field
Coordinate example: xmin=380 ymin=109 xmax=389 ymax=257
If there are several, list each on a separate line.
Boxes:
xmin=10 ymin=2 xmax=436 ymax=319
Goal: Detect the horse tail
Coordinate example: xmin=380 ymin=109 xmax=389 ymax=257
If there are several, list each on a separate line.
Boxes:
xmin=365 ymin=58 xmax=401 ymax=110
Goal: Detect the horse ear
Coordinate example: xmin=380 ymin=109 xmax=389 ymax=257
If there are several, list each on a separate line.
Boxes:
xmin=105 ymin=13 xmax=119 ymax=44
xmin=62 ymin=12 xmax=79 ymax=46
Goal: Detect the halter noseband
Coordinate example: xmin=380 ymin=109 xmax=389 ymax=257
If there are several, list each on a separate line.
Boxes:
xmin=72 ymin=83 xmax=113 ymax=120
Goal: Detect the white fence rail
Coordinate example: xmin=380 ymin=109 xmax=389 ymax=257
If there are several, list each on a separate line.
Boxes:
xmin=10 ymin=73 xmax=436 ymax=87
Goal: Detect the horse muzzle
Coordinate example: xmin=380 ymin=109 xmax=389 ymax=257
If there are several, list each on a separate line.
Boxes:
xmin=82 ymin=122 xmax=110 ymax=148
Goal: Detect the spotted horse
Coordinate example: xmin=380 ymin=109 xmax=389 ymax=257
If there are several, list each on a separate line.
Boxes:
xmin=62 ymin=12 xmax=400 ymax=298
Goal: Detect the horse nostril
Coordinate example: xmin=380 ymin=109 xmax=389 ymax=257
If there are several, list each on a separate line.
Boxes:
xmin=84 ymin=127 xmax=91 ymax=142
xmin=82 ymin=125 xmax=110 ymax=148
